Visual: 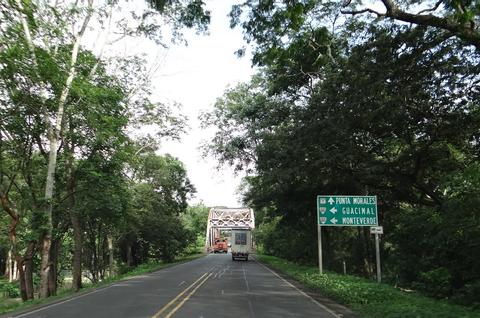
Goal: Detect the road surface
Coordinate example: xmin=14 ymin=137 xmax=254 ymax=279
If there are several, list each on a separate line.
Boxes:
xmin=8 ymin=254 xmax=344 ymax=318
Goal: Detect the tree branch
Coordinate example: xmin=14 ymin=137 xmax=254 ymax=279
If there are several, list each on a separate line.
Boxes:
xmin=417 ymin=0 xmax=443 ymax=15
xmin=341 ymin=0 xmax=480 ymax=49
xmin=341 ymin=8 xmax=384 ymax=17
xmin=380 ymin=0 xmax=480 ymax=49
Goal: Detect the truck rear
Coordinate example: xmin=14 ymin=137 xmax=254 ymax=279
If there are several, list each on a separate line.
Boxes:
xmin=231 ymin=229 xmax=252 ymax=261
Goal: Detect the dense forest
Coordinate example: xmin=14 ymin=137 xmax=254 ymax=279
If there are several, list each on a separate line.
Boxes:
xmin=0 ymin=0 xmax=210 ymax=301
xmin=202 ymin=0 xmax=480 ymax=306
xmin=1 ymin=0 xmax=480 ymax=310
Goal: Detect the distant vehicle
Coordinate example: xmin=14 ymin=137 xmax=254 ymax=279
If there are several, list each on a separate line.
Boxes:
xmin=213 ymin=238 xmax=228 ymax=253
xmin=231 ymin=229 xmax=252 ymax=261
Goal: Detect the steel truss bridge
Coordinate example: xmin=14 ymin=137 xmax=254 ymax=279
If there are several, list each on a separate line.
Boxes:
xmin=205 ymin=207 xmax=255 ymax=251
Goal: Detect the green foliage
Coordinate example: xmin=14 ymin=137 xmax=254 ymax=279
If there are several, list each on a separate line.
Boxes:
xmin=414 ymin=268 xmax=453 ymax=299
xmin=454 ymin=281 xmax=480 ymax=309
xmin=118 ymin=152 xmax=196 ymax=264
xmin=181 ymin=203 xmax=209 ymax=253
xmin=146 ymin=0 xmax=210 ymax=32
xmin=254 ymin=215 xmax=317 ymax=263
xmin=257 ymin=255 xmax=480 ymax=318
xmin=0 ymin=254 xmax=203 ymax=315
xmin=0 ymin=281 xmax=20 ymax=299
xmin=183 ymin=203 xmax=209 ymax=236
xmin=205 ymin=10 xmax=480 ymax=306
xmin=232 ymin=0 xmax=480 ymax=55
xmin=0 ymin=0 xmax=200 ymax=300
xmin=116 ymin=263 xmax=135 ymax=275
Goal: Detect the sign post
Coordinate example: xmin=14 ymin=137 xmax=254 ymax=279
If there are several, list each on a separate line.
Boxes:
xmin=317 ymin=224 xmax=323 ymax=274
xmin=375 ymin=233 xmax=381 ymax=283
xmin=317 ymin=195 xmax=379 ymax=278
xmin=370 ymin=226 xmax=383 ymax=283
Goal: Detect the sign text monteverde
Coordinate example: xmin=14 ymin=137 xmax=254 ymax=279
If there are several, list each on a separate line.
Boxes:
xmin=317 ymin=195 xmax=378 ymax=226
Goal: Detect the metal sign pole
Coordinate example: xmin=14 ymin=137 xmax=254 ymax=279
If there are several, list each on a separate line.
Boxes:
xmin=375 ymin=232 xmax=381 ymax=283
xmin=318 ymin=224 xmax=323 ymax=275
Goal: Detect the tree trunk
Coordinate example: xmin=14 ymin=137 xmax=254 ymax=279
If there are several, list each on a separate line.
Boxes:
xmin=6 ymin=249 xmax=12 ymax=282
xmin=12 ymin=259 xmax=17 ymax=281
xmin=1 ymin=191 xmax=35 ymax=300
xmin=24 ymin=262 xmax=34 ymax=300
xmin=17 ymin=242 xmax=36 ymax=301
xmin=12 ymin=0 xmax=94 ymax=298
xmin=66 ymin=145 xmax=82 ymax=291
xmin=71 ymin=213 xmax=82 ymax=290
xmin=14 ymin=246 xmax=35 ymax=302
xmin=39 ymin=226 xmax=52 ymax=298
xmin=91 ymin=231 xmax=99 ymax=283
xmin=126 ymin=243 xmax=133 ymax=267
xmin=363 ymin=227 xmax=374 ymax=278
xmin=108 ymin=235 xmax=114 ymax=278
xmin=355 ymin=227 xmax=366 ymax=276
xmin=16 ymin=256 xmax=28 ymax=301
xmin=24 ymin=242 xmax=35 ymax=300
xmin=48 ymin=238 xmax=61 ymax=296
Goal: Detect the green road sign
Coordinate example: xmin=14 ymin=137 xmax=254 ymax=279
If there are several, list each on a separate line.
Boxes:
xmin=317 ymin=195 xmax=378 ymax=226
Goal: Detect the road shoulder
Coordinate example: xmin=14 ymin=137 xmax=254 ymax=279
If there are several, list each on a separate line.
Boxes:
xmin=253 ymin=256 xmax=359 ymax=318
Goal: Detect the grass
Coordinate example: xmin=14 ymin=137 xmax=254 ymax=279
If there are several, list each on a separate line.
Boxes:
xmin=255 ymin=254 xmax=480 ymax=318
xmin=0 ymin=253 xmax=204 ymax=315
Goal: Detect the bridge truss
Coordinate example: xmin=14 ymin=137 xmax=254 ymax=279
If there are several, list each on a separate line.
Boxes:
xmin=205 ymin=207 xmax=255 ymax=251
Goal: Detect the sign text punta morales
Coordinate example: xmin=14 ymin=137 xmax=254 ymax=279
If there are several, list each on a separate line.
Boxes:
xmin=317 ymin=195 xmax=378 ymax=226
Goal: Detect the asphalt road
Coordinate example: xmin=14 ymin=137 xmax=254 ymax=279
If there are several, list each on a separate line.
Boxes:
xmin=8 ymin=254 xmax=343 ymax=318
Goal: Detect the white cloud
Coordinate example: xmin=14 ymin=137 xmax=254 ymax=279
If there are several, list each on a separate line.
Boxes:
xmin=153 ymin=0 xmax=255 ymax=207
xmin=83 ymin=0 xmax=254 ymax=207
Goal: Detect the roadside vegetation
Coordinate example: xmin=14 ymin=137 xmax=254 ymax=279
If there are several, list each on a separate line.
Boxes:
xmin=256 ymin=255 xmax=480 ymax=318
xmin=0 ymin=254 xmax=203 ymax=315
xmin=0 ymin=0 xmax=210 ymax=304
xmin=203 ymin=0 xmax=480 ymax=309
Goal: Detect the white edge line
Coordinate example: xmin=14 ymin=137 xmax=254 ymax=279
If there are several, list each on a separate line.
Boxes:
xmin=253 ymin=258 xmax=342 ymax=318
xmin=12 ymin=285 xmax=115 ymax=318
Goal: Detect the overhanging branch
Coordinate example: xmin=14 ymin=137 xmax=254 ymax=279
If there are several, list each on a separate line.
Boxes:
xmin=341 ymin=0 xmax=480 ymax=50
xmin=341 ymin=8 xmax=384 ymax=17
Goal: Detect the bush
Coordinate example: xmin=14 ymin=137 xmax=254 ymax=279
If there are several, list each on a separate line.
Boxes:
xmin=413 ymin=267 xmax=453 ymax=298
xmin=453 ymin=281 xmax=480 ymax=309
xmin=116 ymin=263 xmax=134 ymax=275
xmin=0 ymin=281 xmax=20 ymax=298
xmin=256 ymin=254 xmax=480 ymax=318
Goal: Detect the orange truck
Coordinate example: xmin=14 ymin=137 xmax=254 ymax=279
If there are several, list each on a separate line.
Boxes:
xmin=213 ymin=238 xmax=228 ymax=253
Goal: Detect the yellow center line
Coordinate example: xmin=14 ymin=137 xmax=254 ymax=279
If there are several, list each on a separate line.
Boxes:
xmin=151 ymin=273 xmax=208 ymax=318
xmin=164 ymin=272 xmax=212 ymax=318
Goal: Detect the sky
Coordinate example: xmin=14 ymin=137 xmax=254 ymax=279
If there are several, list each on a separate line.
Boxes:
xmin=146 ymin=0 xmax=255 ymax=207
xmin=83 ymin=0 xmax=384 ymax=209
xmin=82 ymin=0 xmax=254 ymax=207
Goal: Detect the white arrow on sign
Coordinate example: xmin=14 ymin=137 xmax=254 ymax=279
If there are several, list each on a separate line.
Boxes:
xmin=328 ymin=197 xmax=334 ymax=205
xmin=330 ymin=207 xmax=337 ymax=214
xmin=330 ymin=218 xmax=338 ymax=224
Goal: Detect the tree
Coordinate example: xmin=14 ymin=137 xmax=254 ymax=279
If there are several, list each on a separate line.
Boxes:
xmin=231 ymin=0 xmax=480 ymax=55
xmin=203 ymin=22 xmax=480 ymax=302
xmin=120 ymin=151 xmax=195 ymax=265
xmin=200 ymin=77 xmax=294 ymax=172
xmin=341 ymin=0 xmax=480 ymax=49
xmin=1 ymin=0 xmax=205 ymax=299
xmin=183 ymin=203 xmax=209 ymax=238
xmin=182 ymin=203 xmax=209 ymax=252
